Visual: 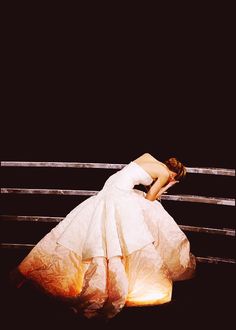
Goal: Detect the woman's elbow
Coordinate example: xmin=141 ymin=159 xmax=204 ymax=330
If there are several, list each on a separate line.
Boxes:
xmin=145 ymin=192 xmax=156 ymax=201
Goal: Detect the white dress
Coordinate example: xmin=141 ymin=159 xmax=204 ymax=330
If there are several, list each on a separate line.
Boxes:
xmin=18 ymin=161 xmax=196 ymax=318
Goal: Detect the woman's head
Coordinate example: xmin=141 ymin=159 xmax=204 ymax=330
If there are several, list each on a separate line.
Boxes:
xmin=164 ymin=157 xmax=187 ymax=181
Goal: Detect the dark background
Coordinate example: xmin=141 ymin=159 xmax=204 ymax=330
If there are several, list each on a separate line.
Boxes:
xmin=2 ymin=5 xmax=234 ymax=168
xmin=1 ymin=5 xmax=235 ymax=330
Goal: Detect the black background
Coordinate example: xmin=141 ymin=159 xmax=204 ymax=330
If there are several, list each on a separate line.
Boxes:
xmin=2 ymin=6 xmax=234 ymax=168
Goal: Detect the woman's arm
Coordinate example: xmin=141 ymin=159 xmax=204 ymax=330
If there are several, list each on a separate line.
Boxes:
xmin=145 ymin=174 xmax=169 ymax=201
xmin=145 ymin=178 xmax=178 ymax=201
xmin=155 ymin=180 xmax=178 ymax=200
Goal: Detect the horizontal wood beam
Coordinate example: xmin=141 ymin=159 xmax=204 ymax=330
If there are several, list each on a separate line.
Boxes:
xmin=0 ymin=243 xmax=35 ymax=249
xmin=1 ymin=161 xmax=125 ymax=170
xmin=1 ymin=215 xmax=235 ymax=237
xmin=186 ymin=167 xmax=235 ymax=176
xmin=1 ymin=188 xmax=98 ymax=196
xmin=1 ymin=161 xmax=235 ymax=176
xmin=1 ymin=188 xmax=235 ymax=206
xmin=0 ymin=215 xmax=64 ymax=223
xmin=195 ymin=256 xmax=236 ymax=264
xmin=0 ymin=242 xmax=235 ymax=264
xmin=160 ymin=194 xmax=235 ymax=206
xmin=179 ymin=225 xmax=235 ymax=237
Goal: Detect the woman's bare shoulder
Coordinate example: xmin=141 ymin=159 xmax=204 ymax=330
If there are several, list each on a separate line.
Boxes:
xmin=133 ymin=153 xmax=159 ymax=163
xmin=133 ymin=153 xmax=169 ymax=179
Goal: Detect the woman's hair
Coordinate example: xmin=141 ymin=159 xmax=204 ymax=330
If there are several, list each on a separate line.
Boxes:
xmin=164 ymin=157 xmax=187 ymax=181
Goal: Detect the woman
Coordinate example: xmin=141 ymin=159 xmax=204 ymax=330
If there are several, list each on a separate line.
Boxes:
xmin=13 ymin=153 xmax=196 ymax=319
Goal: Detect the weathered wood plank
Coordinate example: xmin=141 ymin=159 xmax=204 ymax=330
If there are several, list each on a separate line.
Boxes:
xmin=1 ymin=188 xmax=234 ymax=206
xmin=1 ymin=216 xmax=235 ymax=236
xmin=0 ymin=215 xmax=64 ymax=223
xmin=161 ymin=194 xmax=235 ymax=206
xmin=1 ymin=161 xmax=235 ymax=176
xmin=1 ymin=188 xmax=98 ymax=196
xmin=1 ymin=242 xmax=235 ymax=264
xmin=179 ymin=225 xmax=235 ymax=237
xmin=196 ymin=256 xmax=236 ymax=264
xmin=185 ymin=167 xmax=235 ymax=176
xmin=0 ymin=243 xmax=35 ymax=249
xmin=1 ymin=161 xmax=125 ymax=170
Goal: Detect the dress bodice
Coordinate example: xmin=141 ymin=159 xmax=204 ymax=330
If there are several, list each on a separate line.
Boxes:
xmin=103 ymin=161 xmax=153 ymax=191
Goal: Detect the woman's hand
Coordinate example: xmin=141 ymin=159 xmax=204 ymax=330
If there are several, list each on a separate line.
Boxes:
xmin=165 ymin=180 xmax=179 ymax=190
xmin=156 ymin=180 xmax=179 ymax=200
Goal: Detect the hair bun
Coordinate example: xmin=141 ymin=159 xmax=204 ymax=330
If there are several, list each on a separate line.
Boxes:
xmin=164 ymin=158 xmax=186 ymax=181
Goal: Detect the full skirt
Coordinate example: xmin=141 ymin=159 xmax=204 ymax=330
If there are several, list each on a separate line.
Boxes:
xmin=17 ymin=189 xmax=196 ymax=318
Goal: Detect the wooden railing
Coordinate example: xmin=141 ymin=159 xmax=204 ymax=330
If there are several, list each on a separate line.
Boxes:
xmin=1 ymin=161 xmax=235 ymax=265
xmin=1 ymin=161 xmax=235 ymax=176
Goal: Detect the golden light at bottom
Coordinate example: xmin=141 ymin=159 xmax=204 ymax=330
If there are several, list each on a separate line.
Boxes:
xmin=126 ymin=290 xmax=172 ymax=307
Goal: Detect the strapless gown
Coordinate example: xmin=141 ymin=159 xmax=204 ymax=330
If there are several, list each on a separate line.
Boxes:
xmin=17 ymin=161 xmax=196 ymax=318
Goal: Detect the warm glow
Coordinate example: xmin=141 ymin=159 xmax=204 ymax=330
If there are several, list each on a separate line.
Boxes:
xmin=126 ymin=291 xmax=172 ymax=307
xmin=130 ymin=292 xmax=166 ymax=302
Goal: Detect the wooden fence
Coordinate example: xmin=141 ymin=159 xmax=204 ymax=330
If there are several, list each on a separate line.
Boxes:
xmin=1 ymin=162 xmax=235 ymax=265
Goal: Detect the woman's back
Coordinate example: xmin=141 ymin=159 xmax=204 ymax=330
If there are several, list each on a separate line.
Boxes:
xmin=133 ymin=153 xmax=170 ymax=180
